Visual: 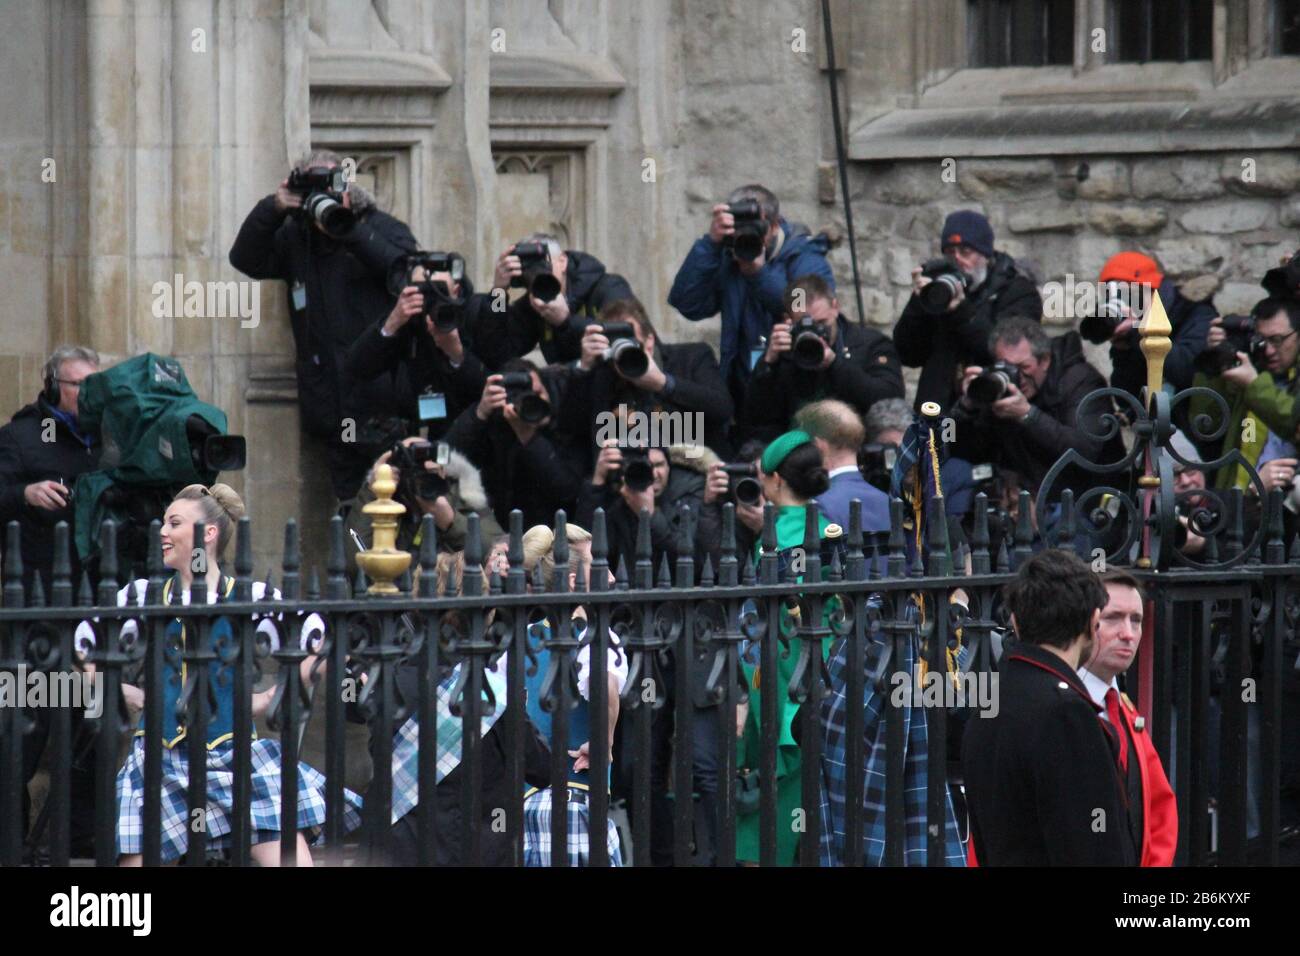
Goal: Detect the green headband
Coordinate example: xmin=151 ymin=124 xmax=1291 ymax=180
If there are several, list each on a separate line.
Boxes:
xmin=761 ymin=429 xmax=813 ymax=474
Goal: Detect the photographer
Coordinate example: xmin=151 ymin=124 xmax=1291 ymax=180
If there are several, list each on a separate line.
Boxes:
xmin=668 ymin=184 xmax=834 ymax=404
xmin=474 ymin=234 xmax=634 ymax=370
xmin=791 ymin=399 xmax=889 ymax=535
xmin=443 ymin=359 xmax=587 ymax=530
xmin=228 ymin=149 xmax=418 ymax=502
xmin=950 ymin=318 xmax=1123 ymax=502
xmin=575 ymin=442 xmax=708 ymax=578
xmin=343 ymin=436 xmax=503 ymax=578
xmin=1189 ymin=297 xmax=1300 ymax=492
xmin=0 ymin=345 xmax=102 ymax=859
xmin=564 ymin=298 xmax=734 ymax=461
xmin=740 ymin=275 xmax=903 ymax=444
xmin=1090 ymin=252 xmax=1213 ymax=401
xmin=343 ymin=254 xmax=487 ymax=445
xmin=893 ymin=211 xmax=1042 ymax=412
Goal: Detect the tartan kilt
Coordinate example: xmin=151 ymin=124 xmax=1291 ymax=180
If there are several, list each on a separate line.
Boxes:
xmin=115 ymin=736 xmax=363 ymax=863
xmin=522 ymin=788 xmax=624 ymax=867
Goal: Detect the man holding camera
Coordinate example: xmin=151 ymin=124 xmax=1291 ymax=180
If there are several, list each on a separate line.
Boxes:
xmin=564 ymin=298 xmax=734 ymax=461
xmin=740 ymin=275 xmax=903 ymax=445
xmin=344 ymin=253 xmax=488 ymax=446
xmin=443 ymin=359 xmax=586 ymax=530
xmin=668 ymin=184 xmax=835 ymax=405
xmin=474 ymin=234 xmax=634 ymax=370
xmin=1090 ymin=253 xmax=1213 ymax=402
xmin=950 ymin=318 xmax=1122 ymax=501
xmin=894 ymin=211 xmax=1042 ymax=413
xmin=343 ymin=436 xmax=502 ymax=578
xmin=1190 ymin=297 xmax=1300 ymax=493
xmin=576 ymin=443 xmax=706 ymax=577
xmin=229 ymin=149 xmax=419 ymax=502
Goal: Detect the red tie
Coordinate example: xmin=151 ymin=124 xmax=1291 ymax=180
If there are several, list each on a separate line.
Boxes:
xmin=1105 ymin=688 xmax=1129 ymax=773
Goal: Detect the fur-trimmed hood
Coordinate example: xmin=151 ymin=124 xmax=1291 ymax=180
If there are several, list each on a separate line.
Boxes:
xmin=667 ymin=443 xmax=723 ymax=474
xmin=442 ymin=448 xmax=488 ymax=510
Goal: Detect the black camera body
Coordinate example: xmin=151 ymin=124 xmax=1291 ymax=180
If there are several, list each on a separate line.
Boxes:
xmin=601 ymin=321 xmax=649 ymax=378
xmin=790 ymin=316 xmax=830 ymax=370
xmin=609 ymin=447 xmax=655 ymax=494
xmin=857 ymin=442 xmax=898 ymax=495
xmin=499 ymin=371 xmax=552 ymax=424
xmin=968 ymin=361 xmax=1022 ymax=406
xmin=399 ymin=252 xmax=467 ymax=333
xmin=720 ymin=462 xmax=762 ymax=506
xmin=287 ymin=165 xmax=355 ymax=238
xmin=1194 ymin=313 xmax=1265 ymax=377
xmin=390 ymin=439 xmax=451 ymax=502
xmin=918 ymin=257 xmax=971 ymax=315
xmin=511 ymin=241 xmax=563 ymax=303
xmin=726 ymin=199 xmax=767 ymax=263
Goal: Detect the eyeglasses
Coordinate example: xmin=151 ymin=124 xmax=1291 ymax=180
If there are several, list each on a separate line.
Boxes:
xmin=54 ymin=378 xmax=85 ymax=389
xmin=1259 ymin=331 xmax=1297 ymax=349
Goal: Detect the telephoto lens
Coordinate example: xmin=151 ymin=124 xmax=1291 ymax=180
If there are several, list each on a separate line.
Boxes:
xmin=499 ymin=372 xmax=551 ymax=424
xmin=918 ymin=257 xmax=970 ymax=315
xmin=790 ymin=317 xmax=828 ymax=370
xmin=721 ymin=462 xmax=762 ymax=506
xmin=601 ymin=321 xmax=649 ymax=378
xmin=511 ymin=242 xmax=563 ymax=302
xmin=727 ymin=199 xmax=766 ymax=262
xmin=620 ymin=449 xmax=655 ymax=492
xmin=967 ymin=361 xmax=1022 ymax=406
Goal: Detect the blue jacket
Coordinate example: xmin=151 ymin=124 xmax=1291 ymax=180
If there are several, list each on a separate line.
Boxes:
xmin=668 ymin=219 xmax=834 ymax=384
xmin=815 ymin=469 xmax=890 ymax=536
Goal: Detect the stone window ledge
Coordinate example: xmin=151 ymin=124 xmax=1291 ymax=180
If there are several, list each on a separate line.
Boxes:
xmin=850 ymin=60 xmax=1300 ymax=159
xmin=309 ymin=49 xmax=452 ymax=91
xmin=488 ymin=52 xmax=625 ymax=95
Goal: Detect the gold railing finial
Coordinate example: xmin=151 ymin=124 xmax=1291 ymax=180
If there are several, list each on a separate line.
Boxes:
xmin=355 ymin=463 xmax=411 ymax=595
xmin=1139 ymin=286 xmax=1173 ymax=406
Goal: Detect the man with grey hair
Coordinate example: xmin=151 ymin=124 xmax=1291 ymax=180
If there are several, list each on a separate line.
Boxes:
xmin=668 ymin=183 xmax=835 ymax=406
xmin=230 ymin=148 xmax=419 ymax=503
xmin=476 ymin=233 xmax=634 ymax=369
xmin=0 ymin=344 xmax=103 ymax=858
xmin=951 ymin=317 xmax=1122 ymax=502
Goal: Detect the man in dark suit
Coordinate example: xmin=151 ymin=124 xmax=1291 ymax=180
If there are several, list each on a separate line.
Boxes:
xmin=962 ymin=549 xmax=1136 ymax=866
xmin=559 ymin=298 xmax=734 ymax=463
xmin=792 ymin=398 xmax=889 ymax=535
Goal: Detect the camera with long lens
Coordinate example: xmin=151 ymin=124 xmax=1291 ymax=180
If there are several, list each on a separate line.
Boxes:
xmin=790 ymin=316 xmax=829 ymax=370
xmin=390 ymin=439 xmax=451 ymax=502
xmin=967 ymin=360 xmax=1023 ymax=406
xmin=498 ymin=371 xmax=552 ymax=424
xmin=287 ymin=165 xmax=355 ymax=238
xmin=1262 ymin=250 xmax=1300 ymax=301
xmin=720 ymin=462 xmax=762 ymax=506
xmin=510 ymin=241 xmax=563 ymax=303
xmin=398 ymin=251 xmax=467 ymax=333
xmin=856 ymin=442 xmax=898 ymax=495
xmin=918 ymin=257 xmax=971 ymax=315
xmin=609 ymin=447 xmax=656 ymax=493
xmin=1193 ymin=313 xmax=1261 ymax=377
xmin=600 ymin=321 xmax=649 ymax=378
xmin=1079 ymin=281 xmax=1138 ymax=345
xmin=725 ymin=199 xmax=767 ymax=263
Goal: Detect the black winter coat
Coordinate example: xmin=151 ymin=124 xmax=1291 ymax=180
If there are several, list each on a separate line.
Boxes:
xmin=228 ymin=195 xmax=418 ymax=436
xmin=740 ymin=314 xmax=904 ymax=444
xmin=962 ymin=641 xmax=1136 ymax=866
xmin=471 ymin=251 xmax=634 ymax=370
xmin=0 ymin=398 xmax=101 ymax=591
xmin=950 ymin=332 xmax=1124 ymax=499
xmin=442 ymin=368 xmax=589 ymax=530
xmin=894 ymin=251 xmax=1043 ymax=413
xmin=1109 ymin=279 xmax=1214 ymax=400
xmin=558 ymin=342 xmax=735 ymax=465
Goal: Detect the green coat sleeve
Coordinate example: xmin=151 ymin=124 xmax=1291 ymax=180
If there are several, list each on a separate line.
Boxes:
xmin=1242 ymin=373 xmax=1298 ymax=438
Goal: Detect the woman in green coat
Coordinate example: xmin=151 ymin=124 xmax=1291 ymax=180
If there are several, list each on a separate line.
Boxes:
xmin=735 ymin=430 xmax=834 ymax=865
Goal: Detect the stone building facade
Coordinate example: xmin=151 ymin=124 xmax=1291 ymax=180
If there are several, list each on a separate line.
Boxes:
xmin=4 ymin=0 xmax=1300 ymax=573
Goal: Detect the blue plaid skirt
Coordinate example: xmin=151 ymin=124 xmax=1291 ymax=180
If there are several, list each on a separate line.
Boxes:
xmin=522 ymin=788 xmax=624 ymax=867
xmin=115 ymin=736 xmax=363 ymax=862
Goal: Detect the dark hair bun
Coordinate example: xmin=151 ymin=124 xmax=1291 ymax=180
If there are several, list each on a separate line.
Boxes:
xmin=779 ymin=443 xmax=830 ymax=499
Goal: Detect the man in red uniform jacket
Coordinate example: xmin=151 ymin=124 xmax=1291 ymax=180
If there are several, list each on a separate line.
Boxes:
xmin=1078 ymin=571 xmax=1178 ymax=866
